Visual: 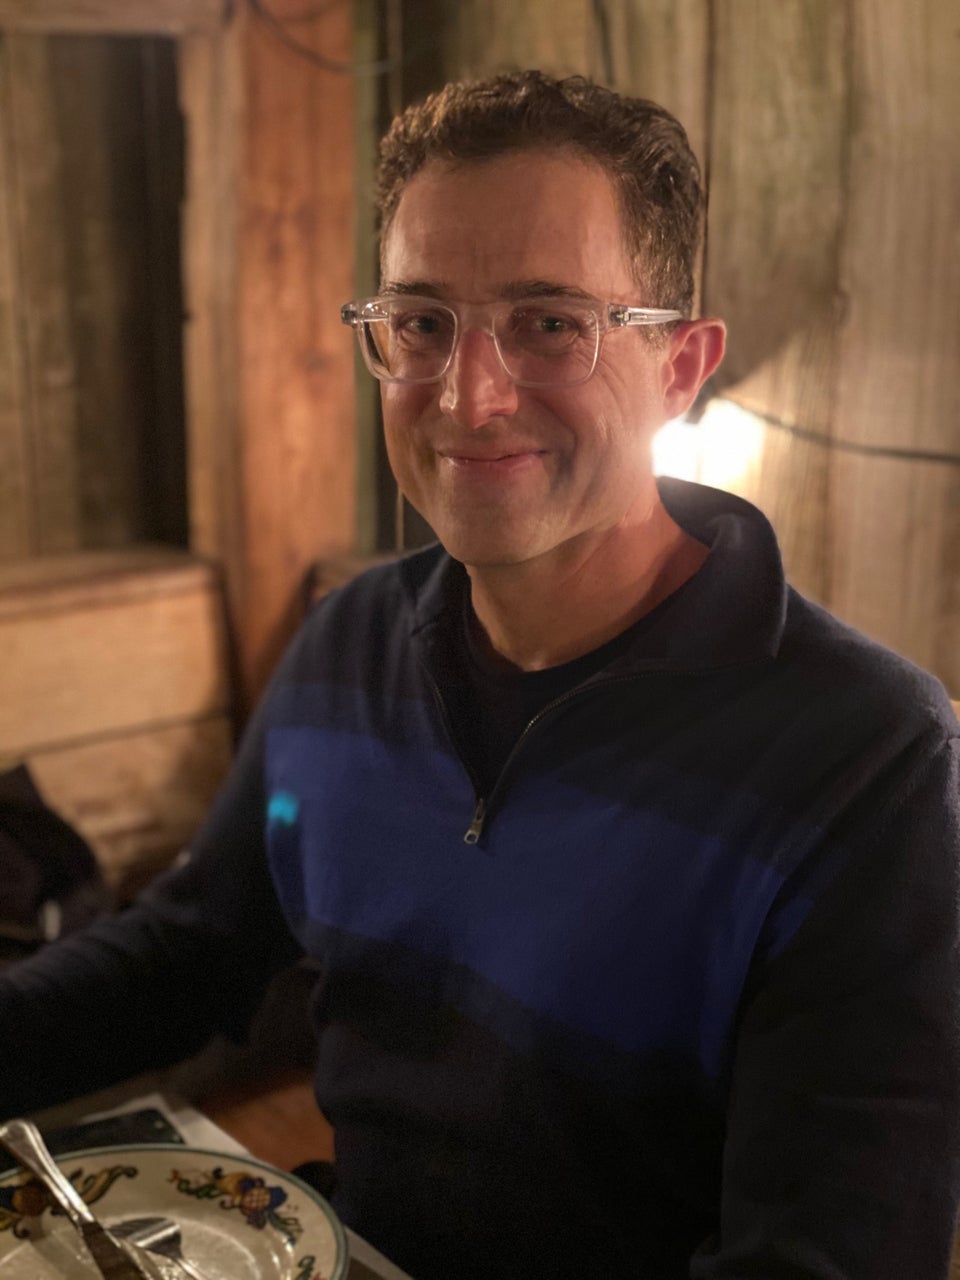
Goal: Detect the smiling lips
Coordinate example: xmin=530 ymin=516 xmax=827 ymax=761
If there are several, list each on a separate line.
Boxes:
xmin=439 ymin=449 xmax=548 ymax=485
xmin=441 ymin=447 xmax=546 ymax=466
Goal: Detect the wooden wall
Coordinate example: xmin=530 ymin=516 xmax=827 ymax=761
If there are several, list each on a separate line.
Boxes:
xmin=374 ymin=0 xmax=959 ymax=694
xmin=0 ymin=1 xmax=356 ymax=881
xmin=0 ymin=0 xmax=357 ymax=714
xmin=0 ymin=32 xmax=186 ymax=558
xmin=181 ymin=1 xmax=358 ymax=708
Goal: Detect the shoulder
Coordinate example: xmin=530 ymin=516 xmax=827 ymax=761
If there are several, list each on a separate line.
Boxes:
xmin=781 ymin=587 xmax=958 ymax=750
xmin=269 ymin=542 xmax=454 ymax=687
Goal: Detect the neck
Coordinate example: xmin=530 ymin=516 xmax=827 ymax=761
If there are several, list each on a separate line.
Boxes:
xmin=466 ymin=495 xmax=708 ymax=671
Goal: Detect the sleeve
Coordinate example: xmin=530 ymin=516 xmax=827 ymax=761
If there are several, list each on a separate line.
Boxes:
xmin=0 ymin=684 xmax=304 ymax=1118
xmin=691 ymin=731 xmax=960 ymax=1279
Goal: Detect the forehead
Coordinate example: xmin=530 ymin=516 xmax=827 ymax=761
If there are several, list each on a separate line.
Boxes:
xmin=381 ymin=148 xmax=636 ymax=299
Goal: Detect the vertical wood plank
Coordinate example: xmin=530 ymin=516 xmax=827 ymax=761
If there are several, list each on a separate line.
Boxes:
xmin=5 ymin=33 xmax=82 ymax=552
xmin=703 ymin=0 xmax=849 ymax=603
xmin=181 ymin=7 xmax=357 ymax=710
xmin=828 ymin=452 xmax=960 ymax=692
xmin=139 ymin=35 xmax=189 ymax=547
xmin=834 ymin=0 xmax=960 ymax=454
xmin=445 ymin=0 xmax=603 ymax=81
xmin=233 ymin=0 xmax=357 ymax=704
xmin=603 ymin=0 xmax=710 ymax=177
xmin=0 ymin=33 xmax=32 ymax=560
xmin=353 ymin=0 xmax=389 ymax=555
xmin=705 ymin=0 xmax=848 ymax=428
xmin=1 ymin=33 xmax=187 ymax=559
xmin=179 ymin=26 xmax=243 ymax=609
xmin=826 ymin=0 xmax=960 ymax=689
xmin=49 ymin=36 xmax=147 ymax=547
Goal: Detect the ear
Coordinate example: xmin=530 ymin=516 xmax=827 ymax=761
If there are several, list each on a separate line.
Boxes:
xmin=660 ymin=318 xmax=726 ymax=418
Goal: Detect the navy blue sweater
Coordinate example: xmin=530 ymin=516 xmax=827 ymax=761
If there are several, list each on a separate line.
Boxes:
xmin=2 ymin=479 xmax=959 ymax=1278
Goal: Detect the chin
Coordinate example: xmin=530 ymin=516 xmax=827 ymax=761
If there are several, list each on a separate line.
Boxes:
xmin=417 ymin=504 xmax=555 ymax=569
xmin=438 ymin=532 xmax=546 ymax=570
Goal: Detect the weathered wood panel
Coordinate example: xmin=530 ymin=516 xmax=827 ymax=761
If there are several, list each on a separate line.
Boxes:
xmin=0 ymin=0 xmax=222 ymax=35
xmin=5 ymin=33 xmax=82 ymax=553
xmin=50 ymin=37 xmax=146 ymax=547
xmin=0 ymin=550 xmax=231 ymax=757
xmin=828 ymin=451 xmax=960 ymax=693
xmin=182 ymin=5 xmax=358 ymax=710
xmin=443 ymin=0 xmax=603 ymax=80
xmin=604 ymin=0 xmax=709 ymax=185
xmin=0 ymin=32 xmax=184 ymax=559
xmin=0 ymin=35 xmax=31 ymax=560
xmin=233 ymin=0 xmax=357 ymax=704
xmin=179 ymin=27 xmax=242 ymax=575
xmin=835 ymin=0 xmax=960 ymax=454
xmin=825 ymin=0 xmax=960 ymax=691
xmin=704 ymin=1 xmax=848 ymax=604
xmin=138 ymin=37 xmax=189 ymax=547
xmin=28 ymin=716 xmax=233 ymax=897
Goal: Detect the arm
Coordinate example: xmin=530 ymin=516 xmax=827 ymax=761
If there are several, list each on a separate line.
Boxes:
xmin=0 ymin=699 xmax=303 ymax=1117
xmin=693 ymin=732 xmax=960 ymax=1279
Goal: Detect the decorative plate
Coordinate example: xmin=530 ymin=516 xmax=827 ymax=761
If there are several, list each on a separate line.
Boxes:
xmin=0 ymin=1143 xmax=348 ymax=1279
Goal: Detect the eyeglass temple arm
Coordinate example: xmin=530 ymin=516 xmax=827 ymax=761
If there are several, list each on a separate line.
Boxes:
xmin=611 ymin=305 xmax=684 ymax=327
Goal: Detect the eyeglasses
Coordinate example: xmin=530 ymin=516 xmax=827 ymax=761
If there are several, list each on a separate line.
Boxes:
xmin=340 ymin=292 xmax=684 ymax=388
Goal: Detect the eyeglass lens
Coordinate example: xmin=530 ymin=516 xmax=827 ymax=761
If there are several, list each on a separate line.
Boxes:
xmin=361 ymin=298 xmax=601 ymax=386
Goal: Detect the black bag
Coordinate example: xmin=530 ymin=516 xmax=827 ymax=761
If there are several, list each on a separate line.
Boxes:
xmin=0 ymin=764 xmax=111 ymax=961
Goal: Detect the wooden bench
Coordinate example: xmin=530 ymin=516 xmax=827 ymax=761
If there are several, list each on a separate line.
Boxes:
xmin=0 ymin=547 xmax=235 ymax=900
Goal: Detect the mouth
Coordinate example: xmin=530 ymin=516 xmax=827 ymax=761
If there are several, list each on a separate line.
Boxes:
xmin=439 ymin=449 xmax=547 ymax=483
xmin=440 ymin=448 xmax=547 ymax=464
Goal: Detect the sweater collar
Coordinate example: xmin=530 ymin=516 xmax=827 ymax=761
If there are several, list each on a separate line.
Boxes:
xmin=400 ymin=478 xmax=788 ymax=675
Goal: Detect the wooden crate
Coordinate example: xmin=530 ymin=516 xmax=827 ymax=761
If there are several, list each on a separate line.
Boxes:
xmin=0 ymin=547 xmax=234 ymax=897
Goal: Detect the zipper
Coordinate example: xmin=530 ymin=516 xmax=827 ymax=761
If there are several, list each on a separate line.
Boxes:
xmin=469 ymin=683 xmax=599 ymax=840
xmin=464 ymin=797 xmax=486 ymax=845
xmin=422 ymin=656 xmax=648 ymax=845
xmin=419 ymin=663 xmax=487 ymax=842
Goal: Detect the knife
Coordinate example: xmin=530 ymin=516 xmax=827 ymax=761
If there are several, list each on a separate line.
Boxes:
xmin=0 ymin=1116 xmax=162 ymax=1279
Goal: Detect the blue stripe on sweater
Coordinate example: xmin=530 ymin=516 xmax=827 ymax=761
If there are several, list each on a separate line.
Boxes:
xmin=266 ymin=722 xmax=815 ymax=1080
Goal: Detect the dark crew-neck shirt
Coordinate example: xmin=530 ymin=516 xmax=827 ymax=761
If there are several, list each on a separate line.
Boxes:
xmin=447 ymin=590 xmax=662 ymax=797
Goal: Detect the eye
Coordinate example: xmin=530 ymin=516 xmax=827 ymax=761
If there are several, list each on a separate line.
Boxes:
xmin=399 ymin=312 xmax=439 ymax=335
xmin=517 ymin=308 xmax=574 ymax=333
xmin=391 ymin=306 xmax=454 ymax=345
xmin=535 ymin=313 xmax=574 ymax=335
xmin=507 ymin=303 xmax=589 ymax=349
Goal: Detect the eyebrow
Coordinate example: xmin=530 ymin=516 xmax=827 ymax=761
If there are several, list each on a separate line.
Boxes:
xmin=379 ymin=279 xmax=598 ymax=303
xmin=500 ymin=280 xmax=597 ymax=303
xmin=379 ymin=280 xmax=449 ymax=299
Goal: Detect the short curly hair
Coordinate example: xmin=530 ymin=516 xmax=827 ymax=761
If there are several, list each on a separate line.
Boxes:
xmin=377 ymin=70 xmax=704 ymax=315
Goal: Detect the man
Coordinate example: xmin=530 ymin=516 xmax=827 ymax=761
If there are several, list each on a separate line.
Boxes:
xmin=2 ymin=71 xmax=959 ymax=1279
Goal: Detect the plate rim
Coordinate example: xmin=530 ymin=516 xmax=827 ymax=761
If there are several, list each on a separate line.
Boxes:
xmin=0 ymin=1141 xmax=349 ymax=1280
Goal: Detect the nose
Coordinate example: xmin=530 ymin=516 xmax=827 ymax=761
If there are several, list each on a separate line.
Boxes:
xmin=438 ymin=327 xmax=519 ymax=429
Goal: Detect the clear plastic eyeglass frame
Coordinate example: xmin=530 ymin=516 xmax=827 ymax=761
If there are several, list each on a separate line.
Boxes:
xmin=340 ymin=293 xmax=685 ymax=388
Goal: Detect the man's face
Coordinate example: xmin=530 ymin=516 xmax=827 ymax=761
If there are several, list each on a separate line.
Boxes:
xmin=379 ymin=148 xmax=678 ymax=572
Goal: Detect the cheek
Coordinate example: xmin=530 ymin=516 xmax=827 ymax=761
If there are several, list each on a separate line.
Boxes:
xmin=381 ymin=386 xmax=432 ymax=448
xmin=383 ymin=379 xmax=438 ymax=413
xmin=381 ymin=387 xmax=438 ymax=494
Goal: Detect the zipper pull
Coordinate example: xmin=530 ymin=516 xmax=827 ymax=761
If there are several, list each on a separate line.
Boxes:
xmin=464 ymin=797 xmax=486 ymax=845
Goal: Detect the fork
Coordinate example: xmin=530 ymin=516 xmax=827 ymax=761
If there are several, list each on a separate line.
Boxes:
xmin=0 ymin=1117 xmax=159 ymax=1280
xmin=113 ymin=1217 xmax=210 ymax=1280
